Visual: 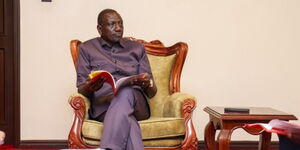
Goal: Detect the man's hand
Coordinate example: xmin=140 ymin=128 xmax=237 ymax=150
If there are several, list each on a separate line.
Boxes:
xmin=130 ymin=73 xmax=157 ymax=98
xmin=130 ymin=73 xmax=151 ymax=89
xmin=78 ymin=76 xmax=107 ymax=97
xmin=86 ymin=76 xmax=107 ymax=92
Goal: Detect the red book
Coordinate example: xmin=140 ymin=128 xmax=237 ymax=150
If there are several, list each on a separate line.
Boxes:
xmin=89 ymin=70 xmax=146 ymax=96
xmin=244 ymin=119 xmax=300 ymax=136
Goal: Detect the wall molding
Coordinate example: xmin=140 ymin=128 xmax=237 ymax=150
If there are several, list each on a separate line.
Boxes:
xmin=19 ymin=140 xmax=279 ymax=149
xmin=20 ymin=140 xmax=68 ymax=149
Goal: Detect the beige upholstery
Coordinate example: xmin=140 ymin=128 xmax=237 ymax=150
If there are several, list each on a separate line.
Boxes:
xmin=82 ymin=117 xmax=185 ymax=140
xmin=68 ymin=38 xmax=198 ymax=149
xmin=147 ymin=54 xmax=176 ymax=117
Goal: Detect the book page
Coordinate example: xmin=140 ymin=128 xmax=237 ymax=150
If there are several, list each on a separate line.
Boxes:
xmin=115 ymin=74 xmax=140 ymax=90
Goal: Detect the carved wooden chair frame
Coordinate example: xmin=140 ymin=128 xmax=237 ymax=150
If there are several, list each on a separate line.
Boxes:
xmin=68 ymin=37 xmax=198 ymax=150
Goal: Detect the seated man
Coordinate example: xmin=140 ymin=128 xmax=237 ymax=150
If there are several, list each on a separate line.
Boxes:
xmin=0 ymin=130 xmax=5 ymax=145
xmin=76 ymin=9 xmax=157 ymax=150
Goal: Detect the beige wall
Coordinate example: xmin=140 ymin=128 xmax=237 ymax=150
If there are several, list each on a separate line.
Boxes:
xmin=21 ymin=0 xmax=300 ymax=141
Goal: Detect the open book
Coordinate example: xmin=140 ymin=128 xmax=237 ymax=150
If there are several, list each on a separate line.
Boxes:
xmin=243 ymin=119 xmax=300 ymax=136
xmin=89 ymin=70 xmax=145 ymax=96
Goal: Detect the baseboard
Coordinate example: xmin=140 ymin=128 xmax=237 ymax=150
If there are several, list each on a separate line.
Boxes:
xmin=19 ymin=140 xmax=279 ymax=149
xmin=19 ymin=140 xmax=68 ymax=149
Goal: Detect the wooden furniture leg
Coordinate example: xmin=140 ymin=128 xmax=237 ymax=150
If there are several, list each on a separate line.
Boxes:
xmin=258 ymin=131 xmax=271 ymax=150
xmin=204 ymin=121 xmax=216 ymax=150
xmin=217 ymin=129 xmax=232 ymax=150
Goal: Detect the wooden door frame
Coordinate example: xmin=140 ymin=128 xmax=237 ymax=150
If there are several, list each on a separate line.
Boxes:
xmin=12 ymin=0 xmax=20 ymax=147
xmin=1 ymin=0 xmax=19 ymax=146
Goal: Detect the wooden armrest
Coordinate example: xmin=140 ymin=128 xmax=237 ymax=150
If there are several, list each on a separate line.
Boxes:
xmin=163 ymin=92 xmax=196 ymax=118
xmin=68 ymin=94 xmax=97 ymax=148
xmin=162 ymin=92 xmax=198 ymax=149
xmin=69 ymin=93 xmax=90 ymax=120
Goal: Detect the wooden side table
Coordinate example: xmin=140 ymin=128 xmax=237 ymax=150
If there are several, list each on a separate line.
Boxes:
xmin=203 ymin=106 xmax=297 ymax=150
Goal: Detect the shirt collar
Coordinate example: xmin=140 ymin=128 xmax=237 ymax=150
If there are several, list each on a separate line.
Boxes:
xmin=98 ymin=37 xmax=125 ymax=48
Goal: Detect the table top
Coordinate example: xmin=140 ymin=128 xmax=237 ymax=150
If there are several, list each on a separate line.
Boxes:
xmin=204 ymin=106 xmax=298 ymax=121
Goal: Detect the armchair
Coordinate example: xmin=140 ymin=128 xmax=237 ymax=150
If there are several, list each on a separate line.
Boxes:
xmin=68 ymin=38 xmax=198 ymax=150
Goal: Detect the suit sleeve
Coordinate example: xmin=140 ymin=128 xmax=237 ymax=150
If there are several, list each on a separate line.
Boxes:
xmin=138 ymin=45 xmax=153 ymax=78
xmin=76 ymin=44 xmax=91 ymax=87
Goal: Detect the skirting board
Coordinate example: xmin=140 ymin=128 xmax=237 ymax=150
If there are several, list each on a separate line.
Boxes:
xmin=20 ymin=140 xmax=68 ymax=149
xmin=19 ymin=140 xmax=279 ymax=149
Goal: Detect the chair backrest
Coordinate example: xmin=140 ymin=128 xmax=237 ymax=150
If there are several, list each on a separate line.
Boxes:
xmin=70 ymin=38 xmax=188 ymax=117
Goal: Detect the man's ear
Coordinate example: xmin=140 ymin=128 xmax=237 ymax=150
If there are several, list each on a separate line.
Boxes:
xmin=97 ymin=24 xmax=102 ymax=35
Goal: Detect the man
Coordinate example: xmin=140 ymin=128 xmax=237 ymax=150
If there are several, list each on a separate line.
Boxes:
xmin=76 ymin=9 xmax=157 ymax=150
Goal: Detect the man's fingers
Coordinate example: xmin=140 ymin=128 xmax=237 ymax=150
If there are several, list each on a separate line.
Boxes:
xmin=130 ymin=74 xmax=151 ymax=88
xmin=139 ymin=73 xmax=149 ymax=79
xmin=133 ymin=77 xmax=150 ymax=88
xmin=86 ymin=76 xmax=107 ymax=91
xmin=93 ymin=77 xmax=106 ymax=84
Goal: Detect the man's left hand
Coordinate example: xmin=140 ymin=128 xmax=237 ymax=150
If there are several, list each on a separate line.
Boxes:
xmin=130 ymin=73 xmax=151 ymax=89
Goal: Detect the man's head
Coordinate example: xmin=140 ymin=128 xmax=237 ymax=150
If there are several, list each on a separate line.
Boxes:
xmin=97 ymin=9 xmax=123 ymax=45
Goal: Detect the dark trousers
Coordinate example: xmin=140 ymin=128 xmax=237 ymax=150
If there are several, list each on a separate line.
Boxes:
xmin=97 ymin=87 xmax=150 ymax=150
xmin=278 ymin=135 xmax=300 ymax=150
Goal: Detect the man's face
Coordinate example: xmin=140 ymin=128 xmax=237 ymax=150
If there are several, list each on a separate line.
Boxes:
xmin=97 ymin=12 xmax=123 ymax=44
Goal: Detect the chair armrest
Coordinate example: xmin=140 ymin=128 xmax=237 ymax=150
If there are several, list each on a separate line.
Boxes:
xmin=68 ymin=93 xmax=90 ymax=120
xmin=163 ymin=92 xmax=196 ymax=118
xmin=68 ymin=93 xmax=95 ymax=148
xmin=162 ymin=92 xmax=198 ymax=149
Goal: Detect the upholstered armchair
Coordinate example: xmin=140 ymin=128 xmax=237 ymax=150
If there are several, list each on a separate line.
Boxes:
xmin=68 ymin=38 xmax=198 ymax=150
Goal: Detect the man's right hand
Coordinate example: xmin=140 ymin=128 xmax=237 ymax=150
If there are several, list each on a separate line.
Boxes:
xmin=78 ymin=76 xmax=107 ymax=97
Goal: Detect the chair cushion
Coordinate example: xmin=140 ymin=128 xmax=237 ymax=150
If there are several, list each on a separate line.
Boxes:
xmin=82 ymin=117 xmax=185 ymax=140
xmin=82 ymin=136 xmax=184 ymax=147
xmin=143 ymin=137 xmax=184 ymax=147
xmin=139 ymin=117 xmax=185 ymax=140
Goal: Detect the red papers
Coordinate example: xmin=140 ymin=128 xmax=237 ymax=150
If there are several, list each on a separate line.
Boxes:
xmin=243 ymin=119 xmax=300 ymax=136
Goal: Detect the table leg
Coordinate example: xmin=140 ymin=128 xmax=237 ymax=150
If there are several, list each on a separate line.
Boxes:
xmin=258 ymin=131 xmax=271 ymax=150
xmin=204 ymin=121 xmax=216 ymax=150
xmin=217 ymin=129 xmax=232 ymax=150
